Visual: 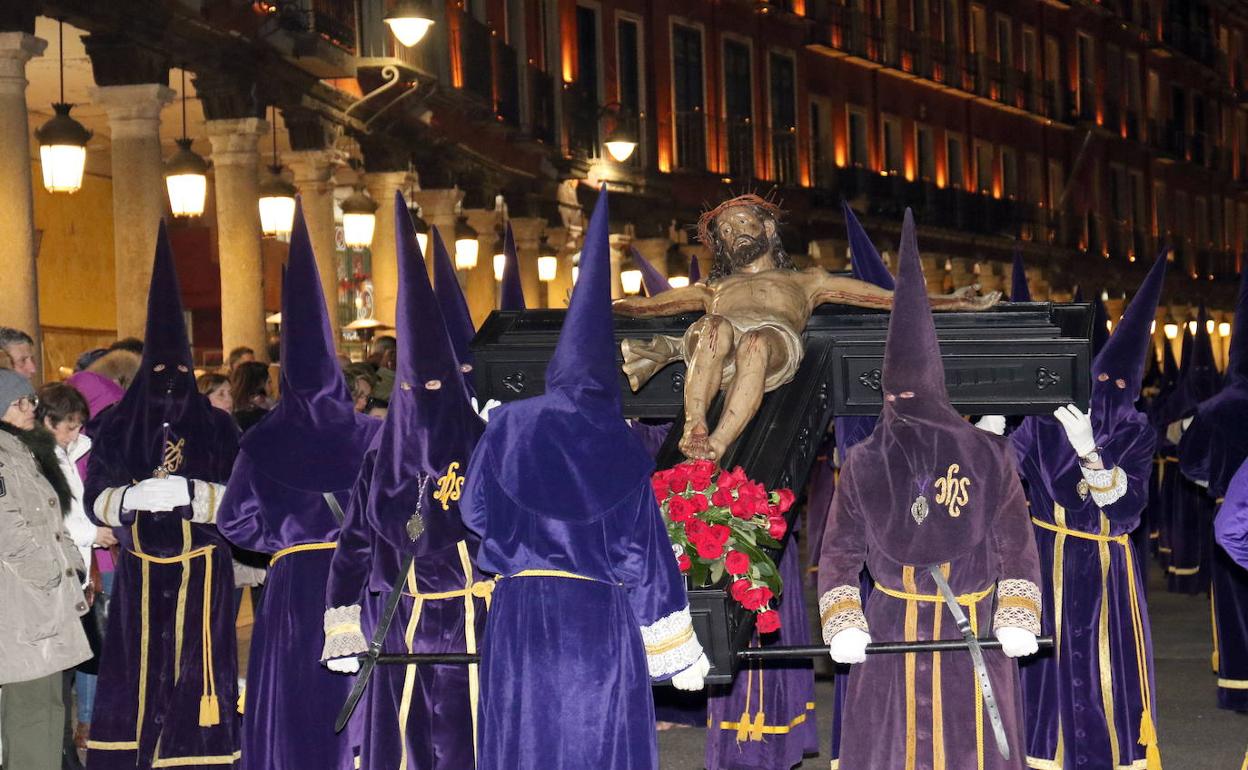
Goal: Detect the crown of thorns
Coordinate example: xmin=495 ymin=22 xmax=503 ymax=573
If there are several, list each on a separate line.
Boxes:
xmin=696 ymin=194 xmax=785 ymax=248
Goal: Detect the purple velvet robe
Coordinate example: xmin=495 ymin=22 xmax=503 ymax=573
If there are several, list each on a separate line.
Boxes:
xmin=1011 ymin=416 xmax=1158 ymax=768
xmin=83 ymin=225 xmax=242 ymax=769
xmin=1215 ymin=458 xmax=1248 ymax=569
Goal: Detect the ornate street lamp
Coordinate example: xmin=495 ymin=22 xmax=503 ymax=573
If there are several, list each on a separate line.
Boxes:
xmin=165 ymin=70 xmax=209 ymax=218
xmin=340 ymin=183 xmax=379 ymax=249
xmin=600 ymin=102 xmax=638 ymax=163
xmin=385 ymin=0 xmax=436 ymax=47
xmin=1163 ymin=323 xmax=1178 ymax=340
xmin=491 ymin=224 xmax=507 ymax=281
xmin=453 ymin=211 xmax=479 ymax=270
xmin=36 ymin=21 xmax=91 ymax=194
xmin=257 ymin=107 xmax=296 ymax=238
xmin=537 ymin=235 xmax=557 ymax=282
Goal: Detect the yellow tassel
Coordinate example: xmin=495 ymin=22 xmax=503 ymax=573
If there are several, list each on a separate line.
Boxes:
xmin=735 ymin=711 xmax=751 ymax=743
xmin=1146 ymin=741 xmax=1162 ymax=770
xmin=1212 ymin=649 xmax=1220 ymax=673
xmin=1138 ymin=711 xmax=1161 ymax=769
xmin=749 ymin=710 xmax=766 ymax=742
xmin=199 ymin=694 xmax=220 ymax=727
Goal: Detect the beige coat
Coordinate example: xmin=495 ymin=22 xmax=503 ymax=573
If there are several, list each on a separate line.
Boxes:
xmin=0 ymin=428 xmax=91 ymax=684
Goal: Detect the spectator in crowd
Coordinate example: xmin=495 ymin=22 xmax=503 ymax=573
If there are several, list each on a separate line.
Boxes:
xmin=73 ymin=349 xmax=108 ymax=373
xmin=0 ymin=369 xmax=91 ymax=770
xmin=197 ymin=372 xmax=234 ymax=413
xmin=106 ymin=337 xmax=143 ymax=356
xmin=343 ymin=362 xmax=378 ymax=414
xmin=36 ymin=383 xmax=118 ymax=754
xmin=226 ymin=346 xmax=256 ymax=373
xmin=0 ymin=326 xmax=38 ymax=379
xmin=230 ymin=361 xmax=272 ymax=432
xmin=367 ymin=334 xmax=396 ymax=403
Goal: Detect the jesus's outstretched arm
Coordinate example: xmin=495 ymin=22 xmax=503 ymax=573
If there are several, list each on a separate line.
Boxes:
xmin=613 ymin=284 xmax=713 ymax=317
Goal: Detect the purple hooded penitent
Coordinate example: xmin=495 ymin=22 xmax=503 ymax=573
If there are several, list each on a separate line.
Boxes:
xmin=1010 ymin=249 xmax=1165 ymax=768
xmin=1011 ymin=249 xmax=1031 ymax=303
xmin=324 ymin=192 xmax=488 ymax=769
xmin=500 ymin=221 xmax=526 ymax=311
xmin=818 ymin=209 xmax=1040 ymax=770
xmin=689 ymin=251 xmax=702 ymax=284
xmin=1092 ymin=295 xmax=1111 ymax=358
xmin=630 ymin=245 xmax=672 ymax=296
xmin=431 ymin=224 xmax=478 ymax=398
xmin=1215 ymin=458 xmax=1248 ymax=570
xmin=1178 ymin=264 xmax=1248 ymax=711
xmin=216 ymin=201 xmax=381 ymax=770
xmin=463 ymin=187 xmax=703 ymax=770
xmin=844 ymin=200 xmax=895 ymax=290
xmin=83 ymin=222 xmax=241 ymax=769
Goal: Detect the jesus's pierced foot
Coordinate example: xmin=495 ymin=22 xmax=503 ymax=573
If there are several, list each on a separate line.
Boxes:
xmin=680 ymin=420 xmax=718 ymax=460
xmin=944 ymin=289 xmax=1002 ymax=310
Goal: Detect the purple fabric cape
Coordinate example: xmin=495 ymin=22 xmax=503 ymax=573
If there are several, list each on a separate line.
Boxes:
xmin=818 ymin=209 xmax=1040 ymax=769
xmin=631 ymin=245 xmax=673 ymax=296
xmin=431 ymin=224 xmax=478 ymax=399
xmin=1215 ymin=458 xmax=1248 ymax=570
xmin=1010 ymin=249 xmax=1164 ymax=768
xmin=83 ymin=222 xmax=241 ymax=768
xmin=464 ymin=187 xmax=694 ymax=770
xmin=500 ymin=222 xmax=526 ymax=311
xmin=325 ymin=193 xmax=487 ymax=769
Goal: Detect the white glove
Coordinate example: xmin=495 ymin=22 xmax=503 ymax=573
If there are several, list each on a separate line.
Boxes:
xmin=828 ymin=627 xmax=871 ymax=664
xmin=471 ymin=396 xmax=501 ymax=419
xmin=670 ymin=653 xmax=710 ymax=691
xmin=326 ymin=656 xmax=361 ymax=674
xmin=1052 ymin=404 xmax=1097 ymax=458
xmin=125 ymin=477 xmax=191 ymax=512
xmin=994 ymin=626 xmax=1039 ymax=658
xmin=975 ymin=415 xmax=1006 ymax=435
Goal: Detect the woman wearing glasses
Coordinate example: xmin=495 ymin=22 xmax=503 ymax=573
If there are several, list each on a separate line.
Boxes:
xmin=0 ymin=369 xmax=91 ymax=769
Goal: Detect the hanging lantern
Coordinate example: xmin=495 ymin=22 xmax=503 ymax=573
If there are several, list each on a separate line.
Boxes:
xmin=341 ymin=185 xmax=379 ymax=249
xmin=37 ymin=21 xmax=91 ymax=194
xmin=258 ymin=166 xmax=297 ymax=238
xmin=1207 ymin=319 xmax=1216 ymax=335
xmin=1163 ymin=323 xmax=1179 ymax=340
xmin=408 ymin=202 xmax=430 ymax=255
xmin=1187 ymin=320 xmax=1198 ymax=336
xmin=537 ymin=235 xmax=558 ymax=282
xmin=165 ymin=138 xmax=209 ymax=218
xmin=1150 ymin=320 xmax=1156 ymax=335
xmin=604 ymin=122 xmax=638 ymax=163
xmin=384 ymin=0 xmax=436 ymax=47
xmin=493 ymin=253 xmax=507 ymax=282
xmin=453 ymin=214 xmax=479 ymax=270
xmin=668 ymin=275 xmax=690 ymax=289
xmin=1219 ymin=321 xmax=1231 ymax=337
xmin=620 ymin=269 xmax=643 ymax=295
xmin=491 ymin=225 xmax=507 ymax=278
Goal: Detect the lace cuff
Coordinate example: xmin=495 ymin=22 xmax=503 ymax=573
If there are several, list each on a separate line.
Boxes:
xmin=1081 ymin=465 xmax=1128 ymax=507
xmin=639 ymin=606 xmax=703 ymax=679
xmin=820 ymin=584 xmax=868 ymax=644
xmin=190 ymin=480 xmax=225 ymax=524
xmin=994 ymin=579 xmax=1041 ymax=635
xmin=321 ymin=604 xmax=367 ymax=662
xmin=94 ymin=486 xmax=128 ymax=527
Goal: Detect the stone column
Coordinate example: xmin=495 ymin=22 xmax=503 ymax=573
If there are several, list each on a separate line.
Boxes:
xmin=288 ymin=149 xmax=343 ymax=340
xmin=0 ymin=32 xmax=45 ymax=349
xmin=93 ymin=83 xmax=176 ymax=339
xmin=463 ymin=208 xmax=501 ymax=326
xmin=206 ymin=118 xmax=268 ymax=360
xmin=509 ymin=217 xmax=545 ymax=307
xmin=364 ymin=171 xmax=412 ymax=328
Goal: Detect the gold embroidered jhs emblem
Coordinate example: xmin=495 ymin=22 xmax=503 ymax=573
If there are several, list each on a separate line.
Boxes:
xmin=433 ymin=461 xmax=464 ymax=511
xmin=934 ymin=463 xmax=971 ymax=517
xmin=153 ymin=438 xmax=185 ymax=479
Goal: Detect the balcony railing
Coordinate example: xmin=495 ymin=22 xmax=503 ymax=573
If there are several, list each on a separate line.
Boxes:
xmin=725 ymin=119 xmax=754 ymax=180
xmin=675 ymin=110 xmax=708 ymax=171
xmin=563 ymin=84 xmax=600 ymax=160
xmin=772 ymin=129 xmax=798 ymax=186
xmin=528 ymin=66 xmax=556 ymax=145
xmin=311 ymin=0 xmax=356 ymax=53
xmin=494 ymin=41 xmax=520 ymax=127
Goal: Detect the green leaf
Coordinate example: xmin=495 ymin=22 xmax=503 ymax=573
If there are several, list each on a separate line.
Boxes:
xmin=709 ymin=560 xmax=725 ymax=585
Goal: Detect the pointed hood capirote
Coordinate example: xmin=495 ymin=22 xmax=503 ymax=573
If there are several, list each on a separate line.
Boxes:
xmin=96 ymin=221 xmax=239 ymax=483
xmin=689 ymin=252 xmax=702 ymax=284
xmin=848 ymin=208 xmax=1009 ymax=564
xmin=843 ymin=200 xmax=895 ymax=290
xmin=472 ymin=186 xmax=652 ymax=520
xmin=240 ymin=200 xmax=377 ymax=491
xmin=363 ymin=193 xmax=483 ymax=553
xmin=500 ymin=222 xmax=526 ymax=311
xmin=1091 ymin=297 xmax=1111 ymax=358
xmin=630 ymin=245 xmax=672 ymax=296
xmin=431 ymin=224 xmax=477 ymax=398
xmin=835 ymin=201 xmax=893 ymax=459
xmin=1088 ymin=249 xmax=1168 ymax=428
xmin=1011 ymin=250 xmax=1031 ymax=302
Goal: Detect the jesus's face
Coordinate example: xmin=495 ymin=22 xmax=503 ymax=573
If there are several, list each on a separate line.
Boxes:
xmin=714 ymin=206 xmax=776 ymax=271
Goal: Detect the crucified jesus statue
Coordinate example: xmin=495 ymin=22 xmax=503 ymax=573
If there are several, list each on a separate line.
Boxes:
xmin=613 ymin=195 xmax=1000 ymax=461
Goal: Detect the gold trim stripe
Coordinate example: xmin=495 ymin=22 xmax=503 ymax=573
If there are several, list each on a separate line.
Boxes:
xmin=931 ymin=563 xmax=949 ymax=770
xmin=645 ymin=625 xmax=695 ymax=656
xmin=151 ymin=751 xmax=242 ymax=767
xmin=271 ymin=541 xmax=337 ymax=565
xmin=1218 ymin=678 xmax=1248 ymax=689
xmin=715 ymin=701 xmax=815 ymax=735
xmin=902 ymin=566 xmax=918 ymax=770
xmin=820 ymin=598 xmax=862 ymax=625
xmin=86 ymin=741 xmax=139 ymax=750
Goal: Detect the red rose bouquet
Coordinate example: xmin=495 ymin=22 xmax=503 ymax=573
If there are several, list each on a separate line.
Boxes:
xmin=652 ymin=460 xmax=795 ymax=633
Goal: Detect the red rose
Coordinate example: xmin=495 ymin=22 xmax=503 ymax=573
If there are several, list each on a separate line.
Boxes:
xmin=740 ymin=585 xmax=773 ymax=611
xmin=651 ymin=476 xmax=669 ymax=501
xmin=689 ymin=493 xmax=709 ymax=513
xmin=677 ymin=554 xmax=692 ymax=572
xmin=696 ymin=539 xmax=725 ymax=560
xmin=666 ymin=465 xmax=692 ymax=495
xmin=707 ymin=524 xmax=731 ymax=545
xmin=730 ymin=578 xmax=753 ymax=602
xmin=729 ymin=497 xmax=756 ymax=520
xmin=684 ymin=519 xmax=710 ymax=542
xmin=667 ymin=495 xmax=694 ymax=523
xmin=688 ymin=459 xmax=716 ymax=489
xmin=725 ymin=550 xmax=751 ymax=575
xmin=774 ymin=488 xmax=796 ymax=514
xmin=717 ymin=466 xmax=747 ymax=491
xmin=710 ymin=487 xmax=735 ymax=508
xmin=767 ymin=515 xmax=788 ymax=539
xmin=756 ymin=609 xmax=781 ymax=634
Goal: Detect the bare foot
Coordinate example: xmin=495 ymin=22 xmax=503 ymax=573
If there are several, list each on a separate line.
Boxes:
xmin=680 ymin=420 xmax=716 ymax=459
xmin=951 ymin=283 xmax=981 ymax=299
xmin=705 ymin=432 xmax=729 ymax=462
xmin=967 ymin=290 xmax=1002 ymax=309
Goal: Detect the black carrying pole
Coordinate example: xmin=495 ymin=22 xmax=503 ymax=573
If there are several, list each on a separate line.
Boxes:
xmin=364 ymin=636 xmax=1054 ymax=665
